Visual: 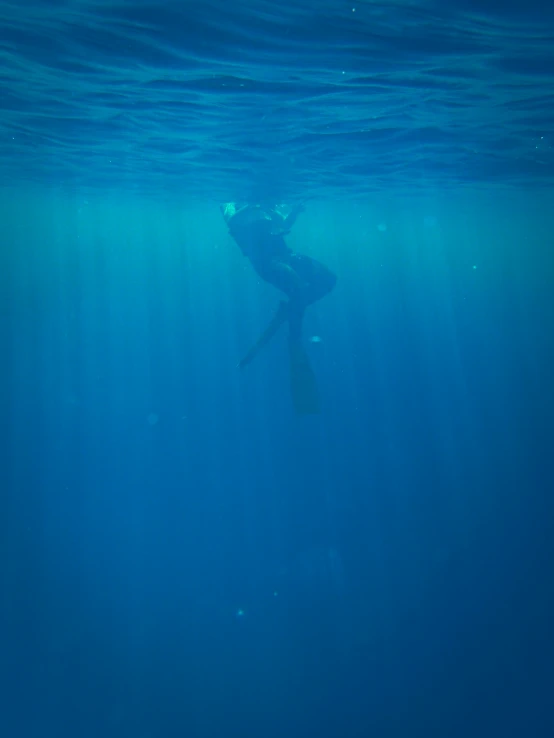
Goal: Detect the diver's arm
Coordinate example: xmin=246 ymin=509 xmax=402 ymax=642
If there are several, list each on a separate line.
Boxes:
xmin=282 ymin=202 xmax=305 ymax=230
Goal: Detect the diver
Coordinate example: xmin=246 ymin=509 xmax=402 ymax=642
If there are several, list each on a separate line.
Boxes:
xmin=222 ymin=202 xmax=336 ymax=414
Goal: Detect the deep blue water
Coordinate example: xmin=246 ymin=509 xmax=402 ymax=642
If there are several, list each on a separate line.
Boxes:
xmin=1 ymin=1 xmax=554 ymax=737
xmin=2 ymin=0 xmax=554 ymax=197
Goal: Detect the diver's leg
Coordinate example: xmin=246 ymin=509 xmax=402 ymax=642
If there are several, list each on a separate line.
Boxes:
xmin=237 ymin=300 xmax=289 ymax=368
xmin=261 ymin=260 xmax=305 ymax=299
xmin=287 ymin=310 xmax=320 ymax=414
xmin=247 ymin=259 xmax=320 ymax=412
xmin=268 ymin=265 xmax=319 ymax=413
xmin=289 ymin=254 xmax=337 ymax=306
xmin=256 ymin=259 xmax=309 ymax=340
xmin=239 ymin=258 xmax=324 ymax=370
xmin=287 ymin=302 xmax=305 ymax=344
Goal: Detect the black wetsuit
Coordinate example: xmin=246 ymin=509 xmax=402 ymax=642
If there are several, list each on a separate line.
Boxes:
xmin=226 ymin=205 xmax=336 ymax=339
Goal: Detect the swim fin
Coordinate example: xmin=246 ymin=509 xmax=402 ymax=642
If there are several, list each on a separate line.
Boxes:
xmin=289 ymin=340 xmax=320 ymax=415
xmin=237 ymin=301 xmax=289 ymax=369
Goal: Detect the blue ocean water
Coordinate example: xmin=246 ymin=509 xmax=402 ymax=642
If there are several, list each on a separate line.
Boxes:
xmin=1 ymin=1 xmax=553 ymax=737
xmin=2 ymin=0 xmax=554 ymax=197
